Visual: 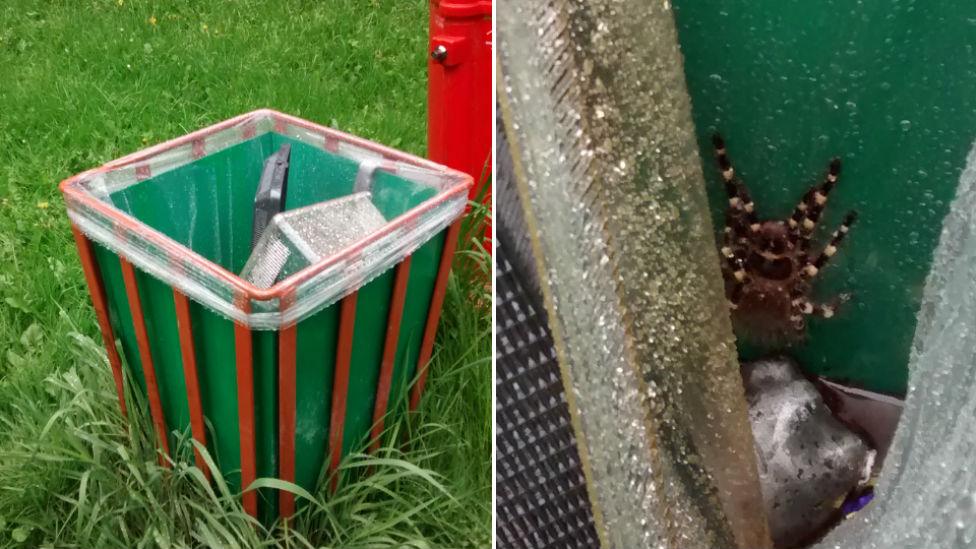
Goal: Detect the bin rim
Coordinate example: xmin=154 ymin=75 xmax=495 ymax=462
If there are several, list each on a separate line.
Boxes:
xmin=61 ymin=109 xmax=472 ymax=325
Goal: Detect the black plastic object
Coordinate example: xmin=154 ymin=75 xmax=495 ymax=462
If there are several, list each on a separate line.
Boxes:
xmin=496 ymin=245 xmax=599 ymax=549
xmin=252 ymin=143 xmax=291 ymax=249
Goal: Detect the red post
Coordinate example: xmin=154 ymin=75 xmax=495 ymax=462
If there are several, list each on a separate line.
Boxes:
xmin=412 ymin=1 xmax=492 ymax=411
xmin=428 ymin=0 xmax=492 ymax=244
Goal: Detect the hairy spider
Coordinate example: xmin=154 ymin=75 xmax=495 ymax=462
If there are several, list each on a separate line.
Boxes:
xmin=710 ymin=133 xmax=857 ymax=344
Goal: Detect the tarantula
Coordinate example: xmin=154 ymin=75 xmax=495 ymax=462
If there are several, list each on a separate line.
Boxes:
xmin=710 ymin=134 xmax=857 ymax=344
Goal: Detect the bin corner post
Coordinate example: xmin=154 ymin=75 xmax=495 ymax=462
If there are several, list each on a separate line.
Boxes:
xmin=370 ymin=256 xmax=414 ymax=454
xmin=328 ymin=292 xmax=359 ymax=493
xmin=278 ymin=291 xmax=298 ymax=520
xmin=408 ymin=220 xmax=462 ymax=412
xmin=70 ymin=225 xmax=128 ymax=419
xmin=233 ymin=296 xmax=258 ymax=518
xmin=173 ymin=289 xmax=210 ymax=480
xmin=119 ymin=257 xmax=171 ymax=466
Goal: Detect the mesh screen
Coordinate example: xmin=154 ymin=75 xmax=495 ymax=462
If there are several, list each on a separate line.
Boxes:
xmin=495 ymin=240 xmax=599 ymax=549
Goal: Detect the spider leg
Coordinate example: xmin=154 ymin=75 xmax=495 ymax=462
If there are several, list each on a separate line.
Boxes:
xmin=801 ymin=211 xmax=857 ymax=279
xmin=712 ymin=133 xmax=760 ymax=233
xmin=721 ymin=247 xmax=749 ymax=310
xmin=727 ymin=260 xmax=748 ymax=310
xmin=788 ymin=282 xmax=811 ymax=329
xmin=788 ymin=158 xmax=842 ymax=258
xmin=719 ymin=225 xmax=743 ymax=268
xmin=793 ymin=293 xmax=852 ymax=319
xmin=728 ymin=282 xmax=745 ymax=310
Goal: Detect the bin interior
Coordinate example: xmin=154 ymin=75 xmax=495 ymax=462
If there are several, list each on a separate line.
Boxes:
xmin=86 ymin=131 xmax=448 ymax=516
xmin=671 ymin=1 xmax=976 ymax=396
xmin=108 ymin=132 xmax=438 ymax=274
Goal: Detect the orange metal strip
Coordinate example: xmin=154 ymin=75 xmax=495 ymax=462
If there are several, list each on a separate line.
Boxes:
xmin=71 ymin=226 xmax=127 ymax=417
xmin=118 ymin=258 xmax=171 ymax=463
xmin=234 ymin=304 xmax=257 ymax=518
xmin=409 ymin=220 xmax=462 ymax=411
xmin=328 ymin=292 xmax=359 ymax=492
xmin=369 ymin=257 xmax=413 ymax=453
xmin=278 ymin=322 xmax=297 ymax=518
xmin=172 ymin=290 xmax=209 ymax=480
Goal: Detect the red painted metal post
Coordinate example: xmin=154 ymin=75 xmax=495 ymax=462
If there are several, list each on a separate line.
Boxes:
xmin=233 ymin=299 xmax=258 ymax=518
xmin=370 ymin=257 xmax=413 ymax=453
xmin=412 ymin=0 xmax=492 ymax=411
xmin=119 ymin=258 xmax=171 ymax=464
xmin=328 ymin=292 xmax=359 ymax=492
xmin=410 ymin=220 xmax=462 ymax=411
xmin=173 ymin=290 xmax=209 ymax=480
xmin=428 ymin=0 xmax=493 ymax=229
xmin=278 ymin=321 xmax=297 ymax=518
xmin=71 ymin=226 xmax=128 ymax=418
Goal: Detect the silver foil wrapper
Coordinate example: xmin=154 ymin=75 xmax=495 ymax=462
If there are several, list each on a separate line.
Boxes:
xmin=743 ymin=357 xmax=874 ymax=548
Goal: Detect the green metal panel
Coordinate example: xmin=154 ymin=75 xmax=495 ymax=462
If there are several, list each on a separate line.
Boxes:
xmin=92 ymin=243 xmax=145 ymax=396
xmin=252 ymin=329 xmax=278 ymax=521
xmin=343 ymin=273 xmax=395 ymax=456
xmin=390 ymin=233 xmax=444 ymax=417
xmin=93 ymin=242 xmax=242 ymax=479
xmin=293 ymin=304 xmax=339 ymax=494
xmin=112 ymin=137 xmax=269 ymax=272
xmin=288 ymin=233 xmax=445 ymax=491
xmin=274 ymin=134 xmax=360 ymax=209
xmin=186 ymin=299 xmax=241 ymax=488
xmin=672 ymin=1 xmax=976 ymax=395
xmin=132 ymin=269 xmax=192 ymax=458
xmin=372 ymin=170 xmax=439 ymax=220
xmin=86 ymin=131 xmax=449 ymax=518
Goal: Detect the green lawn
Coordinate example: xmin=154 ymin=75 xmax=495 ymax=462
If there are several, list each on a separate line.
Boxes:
xmin=0 ymin=1 xmax=490 ymax=547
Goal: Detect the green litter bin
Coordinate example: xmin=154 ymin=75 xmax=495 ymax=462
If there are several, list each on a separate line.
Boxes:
xmin=59 ymin=109 xmax=472 ymax=520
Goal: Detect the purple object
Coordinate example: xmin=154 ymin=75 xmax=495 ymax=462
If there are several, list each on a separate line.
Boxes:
xmin=840 ymin=488 xmax=875 ymax=515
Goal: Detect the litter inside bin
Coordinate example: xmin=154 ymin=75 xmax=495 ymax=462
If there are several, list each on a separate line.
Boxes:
xmin=251 ymin=143 xmax=291 ymax=249
xmin=742 ymin=357 xmax=876 ymax=548
xmin=241 ymin=192 xmax=388 ymax=288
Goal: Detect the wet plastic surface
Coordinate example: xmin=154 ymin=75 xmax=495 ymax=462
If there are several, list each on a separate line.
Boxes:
xmin=814 ymin=141 xmax=976 ymax=549
xmin=672 ymin=1 xmax=976 ymax=395
xmin=241 ymin=193 xmax=388 ymax=288
xmin=499 ymin=2 xmax=770 ymax=547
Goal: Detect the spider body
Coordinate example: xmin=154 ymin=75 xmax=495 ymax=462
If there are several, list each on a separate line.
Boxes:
xmin=711 ymin=134 xmax=857 ymax=345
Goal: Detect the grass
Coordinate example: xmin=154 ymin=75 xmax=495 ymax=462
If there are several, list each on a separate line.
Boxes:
xmin=0 ymin=1 xmax=491 ymax=547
